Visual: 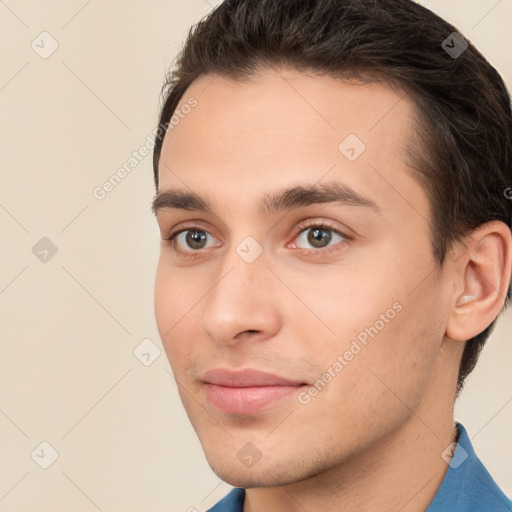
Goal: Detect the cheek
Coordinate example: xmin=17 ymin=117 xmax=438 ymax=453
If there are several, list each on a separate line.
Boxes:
xmin=341 ymin=290 xmax=441 ymax=412
xmin=299 ymin=296 xmax=442 ymax=443
xmin=292 ymin=257 xmax=441 ymax=387
xmin=287 ymin=264 xmax=402 ymax=345
xmin=154 ymin=264 xmax=174 ymax=337
xmin=154 ymin=262 xmax=197 ymax=368
xmin=154 ymin=260 xmax=199 ymax=332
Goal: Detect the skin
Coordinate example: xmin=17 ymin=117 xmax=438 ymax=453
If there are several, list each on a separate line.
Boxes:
xmin=153 ymin=67 xmax=511 ymax=512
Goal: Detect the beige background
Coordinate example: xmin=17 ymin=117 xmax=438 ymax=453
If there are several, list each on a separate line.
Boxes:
xmin=0 ymin=0 xmax=511 ymax=510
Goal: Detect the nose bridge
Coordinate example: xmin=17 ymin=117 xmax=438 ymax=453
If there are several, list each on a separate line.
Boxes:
xmin=214 ymin=229 xmax=268 ymax=297
xmin=200 ymin=237 xmax=279 ymax=344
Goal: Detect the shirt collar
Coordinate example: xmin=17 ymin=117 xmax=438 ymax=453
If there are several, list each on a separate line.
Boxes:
xmin=425 ymin=422 xmax=511 ymax=511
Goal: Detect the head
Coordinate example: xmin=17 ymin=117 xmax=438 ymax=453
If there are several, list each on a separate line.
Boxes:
xmin=152 ymin=0 xmax=512 ymax=488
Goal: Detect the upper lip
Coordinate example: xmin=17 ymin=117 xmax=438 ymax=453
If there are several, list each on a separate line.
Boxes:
xmin=201 ymin=368 xmax=306 ymax=387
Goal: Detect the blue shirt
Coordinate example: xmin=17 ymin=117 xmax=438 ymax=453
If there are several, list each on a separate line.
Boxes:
xmin=207 ymin=423 xmax=512 ymax=511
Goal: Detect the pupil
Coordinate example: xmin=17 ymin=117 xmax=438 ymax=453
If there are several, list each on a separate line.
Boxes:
xmin=187 ymin=230 xmax=207 ymax=249
xmin=309 ymin=228 xmax=331 ymax=248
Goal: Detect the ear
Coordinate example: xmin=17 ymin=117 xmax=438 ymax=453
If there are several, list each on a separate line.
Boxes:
xmin=446 ymin=221 xmax=512 ymax=342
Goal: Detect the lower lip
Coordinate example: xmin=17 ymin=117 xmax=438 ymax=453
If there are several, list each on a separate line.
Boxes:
xmin=204 ymin=383 xmax=304 ymax=415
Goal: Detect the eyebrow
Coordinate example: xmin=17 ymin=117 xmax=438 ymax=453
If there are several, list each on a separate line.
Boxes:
xmin=151 ymin=181 xmax=380 ymax=217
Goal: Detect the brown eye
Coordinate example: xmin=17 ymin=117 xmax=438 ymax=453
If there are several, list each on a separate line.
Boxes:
xmin=184 ymin=229 xmax=208 ymax=249
xmin=164 ymin=226 xmax=220 ymax=258
xmin=307 ymin=227 xmax=333 ymax=248
xmin=294 ymin=223 xmax=346 ymax=251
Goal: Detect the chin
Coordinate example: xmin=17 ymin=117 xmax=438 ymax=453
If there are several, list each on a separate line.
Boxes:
xmin=210 ymin=466 xmax=298 ymax=489
xmin=203 ymin=449 xmax=324 ymax=489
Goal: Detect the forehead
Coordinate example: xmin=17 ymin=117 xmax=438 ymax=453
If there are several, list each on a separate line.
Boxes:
xmin=162 ymin=69 xmax=415 ymax=157
xmin=157 ymin=68 xmax=428 ymax=221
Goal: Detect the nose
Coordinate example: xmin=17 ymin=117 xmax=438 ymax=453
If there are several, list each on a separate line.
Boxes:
xmin=199 ymin=246 xmax=282 ymax=347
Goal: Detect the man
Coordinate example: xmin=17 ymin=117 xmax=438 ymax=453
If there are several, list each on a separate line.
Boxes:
xmin=151 ymin=0 xmax=512 ymax=510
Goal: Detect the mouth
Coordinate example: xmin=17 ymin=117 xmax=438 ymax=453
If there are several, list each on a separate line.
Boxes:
xmin=201 ymin=368 xmax=309 ymax=415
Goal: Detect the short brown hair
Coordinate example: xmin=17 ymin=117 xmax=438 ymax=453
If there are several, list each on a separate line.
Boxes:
xmin=153 ymin=0 xmax=512 ymax=393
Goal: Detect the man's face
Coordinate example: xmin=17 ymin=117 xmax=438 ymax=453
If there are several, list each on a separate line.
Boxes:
xmin=154 ymin=68 xmax=452 ymax=487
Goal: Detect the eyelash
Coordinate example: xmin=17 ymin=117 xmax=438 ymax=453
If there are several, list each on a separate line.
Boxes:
xmin=162 ymin=219 xmax=350 ymax=259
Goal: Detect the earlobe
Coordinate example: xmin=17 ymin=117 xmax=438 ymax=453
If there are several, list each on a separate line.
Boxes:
xmin=445 ymin=221 xmax=512 ymax=342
